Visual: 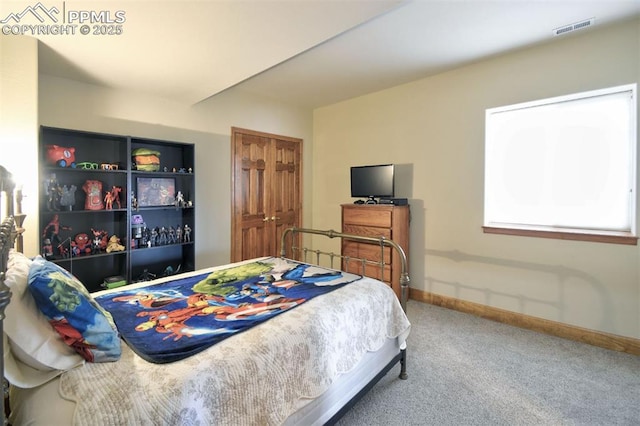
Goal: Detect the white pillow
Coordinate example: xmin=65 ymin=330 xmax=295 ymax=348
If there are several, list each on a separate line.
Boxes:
xmin=3 ymin=250 xmax=83 ymax=388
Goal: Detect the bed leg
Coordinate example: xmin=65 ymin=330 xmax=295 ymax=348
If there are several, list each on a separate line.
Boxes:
xmin=399 ymin=348 xmax=408 ymax=380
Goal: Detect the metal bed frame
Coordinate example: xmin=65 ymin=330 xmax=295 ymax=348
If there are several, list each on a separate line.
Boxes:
xmin=0 ymin=166 xmax=25 ymax=425
xmin=280 ymin=227 xmax=410 ymax=312
xmin=280 ymin=227 xmax=410 ymax=423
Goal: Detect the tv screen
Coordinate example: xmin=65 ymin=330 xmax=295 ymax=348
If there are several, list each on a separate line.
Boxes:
xmin=350 ymin=164 xmax=395 ymax=199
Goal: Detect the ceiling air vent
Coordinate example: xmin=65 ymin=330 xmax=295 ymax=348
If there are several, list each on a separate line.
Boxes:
xmin=553 ymin=18 xmax=595 ymax=36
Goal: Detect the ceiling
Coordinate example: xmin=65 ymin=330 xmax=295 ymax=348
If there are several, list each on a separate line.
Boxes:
xmin=4 ymin=0 xmax=640 ymax=109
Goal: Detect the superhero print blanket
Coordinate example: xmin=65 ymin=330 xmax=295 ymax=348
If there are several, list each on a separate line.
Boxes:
xmin=95 ymin=257 xmax=360 ymax=363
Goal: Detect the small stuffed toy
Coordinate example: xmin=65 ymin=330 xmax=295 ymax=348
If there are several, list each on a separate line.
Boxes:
xmin=106 ymin=235 xmax=125 ymax=253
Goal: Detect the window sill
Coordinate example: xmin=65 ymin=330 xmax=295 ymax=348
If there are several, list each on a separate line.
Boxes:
xmin=483 ymin=225 xmax=638 ymax=245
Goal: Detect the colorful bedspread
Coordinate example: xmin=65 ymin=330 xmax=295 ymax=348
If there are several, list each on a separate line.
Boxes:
xmin=95 ymin=257 xmax=360 ymax=363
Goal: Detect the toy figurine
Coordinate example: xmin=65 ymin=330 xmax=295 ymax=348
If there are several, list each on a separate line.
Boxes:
xmin=183 ymin=224 xmax=192 ymax=242
xmin=106 ymin=235 xmax=125 ymax=253
xmin=60 ymin=184 xmax=77 ymax=211
xmin=42 ymin=238 xmax=53 ymax=259
xmin=91 ymin=228 xmax=108 ymax=253
xmin=158 ymin=226 xmax=168 ymax=245
xmin=42 ymin=214 xmax=71 ymax=256
xmin=162 ymin=264 xmax=181 ymax=277
xmin=105 ymin=186 xmax=122 ymax=210
xmin=175 ymin=225 xmax=182 ymax=243
xmin=44 ymin=173 xmax=62 ymax=211
xmin=104 ymin=190 xmax=114 ymax=210
xmin=150 ymin=227 xmax=158 ymax=246
xmin=83 ymin=180 xmax=104 ymax=210
xmin=72 ymin=233 xmax=92 ymax=255
xmin=175 ymin=191 xmax=185 ymax=209
xmin=136 ymin=269 xmax=156 ymax=282
xmin=131 ymin=191 xmax=138 ymax=210
xmin=168 ymin=226 xmax=176 ymax=244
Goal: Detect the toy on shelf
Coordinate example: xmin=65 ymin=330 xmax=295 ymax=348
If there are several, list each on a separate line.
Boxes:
xmin=91 ymin=228 xmax=108 ymax=253
xmin=42 ymin=238 xmax=53 ymax=259
xmin=100 ymin=163 xmax=119 ymax=171
xmin=42 ymin=214 xmax=71 ymax=256
xmin=60 ymin=184 xmax=77 ymax=211
xmin=132 ymin=148 xmax=161 ymax=172
xmin=131 ymin=191 xmax=138 ymax=210
xmin=105 ymin=185 xmax=122 ymax=209
xmin=44 ymin=173 xmax=62 ymax=211
xmin=46 ymin=145 xmax=76 ymax=168
xmin=72 ymin=233 xmax=92 ymax=256
xmin=102 ymin=275 xmax=127 ymax=289
xmin=136 ymin=269 xmax=157 ymax=282
xmin=83 ymin=180 xmax=103 ymax=210
xmin=175 ymin=191 xmax=185 ymax=209
xmin=106 ymin=235 xmax=125 ymax=253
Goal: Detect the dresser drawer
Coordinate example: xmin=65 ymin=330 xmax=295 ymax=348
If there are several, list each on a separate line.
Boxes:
xmin=342 ymin=241 xmax=392 ymax=263
xmin=343 ymin=207 xmax=392 ymax=227
xmin=342 ymin=224 xmax=392 ymax=239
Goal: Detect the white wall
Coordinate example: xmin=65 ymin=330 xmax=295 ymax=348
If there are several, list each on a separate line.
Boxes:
xmin=37 ymin=70 xmax=313 ymax=269
xmin=312 ymin=19 xmax=640 ymax=339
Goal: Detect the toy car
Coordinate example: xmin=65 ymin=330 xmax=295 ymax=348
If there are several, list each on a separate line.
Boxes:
xmin=46 ymin=145 xmax=76 ymax=168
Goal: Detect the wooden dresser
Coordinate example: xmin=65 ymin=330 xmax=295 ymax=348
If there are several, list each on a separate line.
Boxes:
xmin=341 ymin=204 xmax=409 ymax=298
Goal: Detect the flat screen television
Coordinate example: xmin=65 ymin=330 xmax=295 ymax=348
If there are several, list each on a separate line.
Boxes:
xmin=350 ymin=164 xmax=395 ymax=201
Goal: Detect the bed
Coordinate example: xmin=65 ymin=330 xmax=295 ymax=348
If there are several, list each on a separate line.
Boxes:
xmin=0 ymin=171 xmax=411 ymax=425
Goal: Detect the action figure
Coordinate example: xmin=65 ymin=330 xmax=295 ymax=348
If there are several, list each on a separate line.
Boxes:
xmin=168 ymin=226 xmax=176 ymax=244
xmin=150 ymin=227 xmax=158 ymax=247
xmin=183 ymin=224 xmax=192 ymax=242
xmin=158 ymin=226 xmax=168 ymax=245
xmin=91 ymin=229 xmax=108 ymax=253
xmin=131 ymin=191 xmax=138 ymax=210
xmin=44 ymin=173 xmax=62 ymax=211
xmin=175 ymin=191 xmax=185 ymax=209
xmin=105 ymin=186 xmax=122 ymax=210
xmin=42 ymin=238 xmax=53 ymax=259
xmin=136 ymin=269 xmax=157 ymax=282
xmin=42 ymin=214 xmax=71 ymax=256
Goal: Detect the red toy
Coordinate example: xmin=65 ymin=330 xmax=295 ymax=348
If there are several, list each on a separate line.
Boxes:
xmin=83 ymin=180 xmax=103 ymax=210
xmin=42 ymin=214 xmax=71 ymax=256
xmin=72 ymin=233 xmax=92 ymax=255
xmin=105 ymin=186 xmax=122 ymax=210
xmin=46 ymin=145 xmax=76 ymax=168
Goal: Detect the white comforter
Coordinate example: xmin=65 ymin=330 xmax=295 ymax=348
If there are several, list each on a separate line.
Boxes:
xmin=58 ymin=260 xmax=411 ymax=425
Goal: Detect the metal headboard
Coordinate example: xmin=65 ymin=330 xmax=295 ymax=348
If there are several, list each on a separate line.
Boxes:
xmin=0 ymin=165 xmax=20 ymax=426
xmin=280 ymin=227 xmax=410 ymax=312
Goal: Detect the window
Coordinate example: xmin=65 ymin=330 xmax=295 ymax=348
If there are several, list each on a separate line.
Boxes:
xmin=484 ymin=84 xmax=637 ymax=244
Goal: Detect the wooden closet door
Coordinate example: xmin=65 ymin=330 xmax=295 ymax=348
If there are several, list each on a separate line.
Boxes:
xmin=231 ymin=128 xmax=302 ymax=262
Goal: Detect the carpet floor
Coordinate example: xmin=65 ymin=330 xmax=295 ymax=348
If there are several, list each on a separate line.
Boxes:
xmin=336 ymin=300 xmax=640 ymax=425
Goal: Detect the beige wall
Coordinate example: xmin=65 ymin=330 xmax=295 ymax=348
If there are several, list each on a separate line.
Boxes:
xmin=0 ymin=35 xmax=39 ymax=253
xmin=312 ymin=18 xmax=640 ymax=339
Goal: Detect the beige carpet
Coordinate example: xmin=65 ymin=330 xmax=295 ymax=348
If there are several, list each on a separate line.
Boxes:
xmin=336 ymin=300 xmax=640 ymax=425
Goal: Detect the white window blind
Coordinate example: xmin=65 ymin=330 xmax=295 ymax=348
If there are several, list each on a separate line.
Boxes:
xmin=485 ymin=84 xmax=637 ymax=235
